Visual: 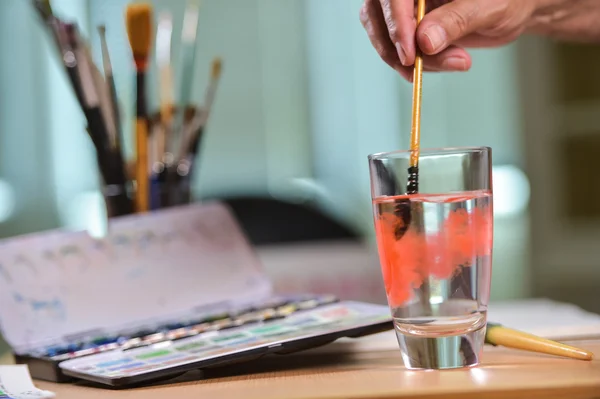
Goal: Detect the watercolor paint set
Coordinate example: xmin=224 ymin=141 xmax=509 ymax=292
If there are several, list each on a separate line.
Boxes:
xmin=0 ymin=202 xmax=393 ymax=388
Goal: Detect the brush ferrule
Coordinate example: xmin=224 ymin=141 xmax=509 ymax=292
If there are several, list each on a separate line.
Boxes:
xmin=136 ymin=72 xmax=147 ymax=117
xmin=407 ymin=166 xmax=419 ymax=194
xmin=133 ymin=56 xmax=150 ymax=72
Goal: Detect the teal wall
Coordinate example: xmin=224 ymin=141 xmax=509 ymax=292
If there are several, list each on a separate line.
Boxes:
xmin=0 ymin=0 xmax=59 ymax=237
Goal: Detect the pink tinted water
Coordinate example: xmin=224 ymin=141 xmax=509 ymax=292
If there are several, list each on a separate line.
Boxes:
xmin=373 ymin=190 xmax=493 ymax=337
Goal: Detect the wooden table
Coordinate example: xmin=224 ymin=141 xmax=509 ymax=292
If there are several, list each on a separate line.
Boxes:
xmin=14 ymin=332 xmax=600 ymax=399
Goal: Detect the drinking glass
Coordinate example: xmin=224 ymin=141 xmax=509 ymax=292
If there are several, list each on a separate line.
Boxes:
xmin=368 ymin=147 xmax=493 ymax=369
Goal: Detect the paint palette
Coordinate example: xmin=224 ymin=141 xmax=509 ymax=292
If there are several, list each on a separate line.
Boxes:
xmin=57 ymin=299 xmax=391 ymax=387
xmin=0 ymin=201 xmax=393 ymax=387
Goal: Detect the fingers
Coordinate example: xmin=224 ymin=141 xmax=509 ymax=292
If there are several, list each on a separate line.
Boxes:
xmin=426 ymin=45 xmax=472 ymax=71
xmin=417 ymin=0 xmax=498 ymax=55
xmin=359 ymin=0 xmax=473 ymax=82
xmin=379 ymin=0 xmax=417 ymax=66
xmin=360 ymin=0 xmax=404 ymax=74
xmin=396 ymin=45 xmax=472 ymax=82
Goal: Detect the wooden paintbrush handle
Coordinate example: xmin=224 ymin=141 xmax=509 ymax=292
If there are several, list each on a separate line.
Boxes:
xmin=410 ymin=0 xmax=426 ymax=170
xmin=486 ymin=324 xmax=594 ymax=361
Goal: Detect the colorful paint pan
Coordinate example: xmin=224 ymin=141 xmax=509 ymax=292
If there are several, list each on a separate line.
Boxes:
xmin=43 ymin=296 xmax=373 ymax=374
xmin=166 ymin=328 xmax=194 ymax=341
xmin=142 ymin=333 xmax=166 ymax=345
xmin=276 ymin=304 xmax=297 ymax=317
xmin=297 ymin=299 xmax=320 ymax=310
xmin=135 ymin=349 xmax=173 ymax=361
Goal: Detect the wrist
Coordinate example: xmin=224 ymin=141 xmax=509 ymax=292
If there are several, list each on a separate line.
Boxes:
xmin=526 ymin=0 xmax=600 ymax=42
xmin=528 ymin=0 xmax=570 ymax=26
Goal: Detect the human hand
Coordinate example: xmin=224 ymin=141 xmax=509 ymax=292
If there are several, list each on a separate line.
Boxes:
xmin=359 ymin=0 xmax=547 ymax=81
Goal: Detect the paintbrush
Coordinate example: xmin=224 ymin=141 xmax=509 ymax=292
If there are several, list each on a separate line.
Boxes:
xmin=156 ymin=11 xmax=174 ymax=141
xmin=97 ymin=24 xmax=123 ymax=152
xmin=172 ymin=58 xmax=223 ymax=205
xmin=169 ymin=107 xmax=198 ymax=206
xmin=66 ymin=24 xmax=133 ymax=217
xmin=386 ymin=0 xmax=427 ymax=244
xmin=148 ymin=113 xmax=164 ymax=210
xmin=486 ymin=323 xmax=594 ymax=361
xmin=126 ymin=3 xmax=153 ymax=213
xmin=176 ymin=0 xmax=202 ymax=124
xmin=32 ymin=1 xmax=86 ymax=109
xmin=163 ymin=0 xmax=202 ymax=204
xmin=153 ymin=11 xmax=174 ymax=209
xmin=178 ymin=57 xmax=222 ymax=162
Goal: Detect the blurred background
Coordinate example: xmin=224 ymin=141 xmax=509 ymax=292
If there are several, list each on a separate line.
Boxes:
xmin=0 ymin=0 xmax=599 ymax=352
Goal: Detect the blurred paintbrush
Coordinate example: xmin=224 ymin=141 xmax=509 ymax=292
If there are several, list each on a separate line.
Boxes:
xmin=172 ymin=58 xmax=223 ymax=205
xmin=97 ymin=24 xmax=123 ymax=152
xmin=152 ymin=11 xmax=174 ymax=209
xmin=125 ymin=3 xmax=153 ymax=213
xmin=164 ymin=0 xmax=202 ymax=204
xmin=178 ymin=57 xmax=222 ymax=162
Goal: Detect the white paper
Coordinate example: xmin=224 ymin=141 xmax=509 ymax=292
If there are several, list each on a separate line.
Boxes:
xmin=488 ymin=298 xmax=600 ymax=340
xmin=302 ymin=298 xmax=600 ymax=354
xmin=0 ymin=365 xmax=55 ymax=399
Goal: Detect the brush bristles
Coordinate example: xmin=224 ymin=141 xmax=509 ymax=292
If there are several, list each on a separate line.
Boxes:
xmin=211 ymin=58 xmax=223 ymax=80
xmin=126 ymin=3 xmax=153 ymax=70
xmin=97 ymin=24 xmax=106 ymax=36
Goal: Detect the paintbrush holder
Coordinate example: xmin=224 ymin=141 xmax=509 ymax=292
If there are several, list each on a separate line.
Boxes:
xmin=145 ymin=106 xmax=206 ymax=210
xmin=117 ymin=106 xmax=205 ymax=213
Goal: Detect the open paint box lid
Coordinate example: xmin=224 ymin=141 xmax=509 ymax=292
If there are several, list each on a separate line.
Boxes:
xmin=0 ymin=202 xmax=273 ymax=355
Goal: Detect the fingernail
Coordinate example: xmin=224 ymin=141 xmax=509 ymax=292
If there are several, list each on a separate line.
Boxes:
xmin=423 ymin=24 xmax=447 ymax=53
xmin=395 ymin=42 xmax=407 ymax=65
xmin=442 ymin=57 xmax=467 ymax=71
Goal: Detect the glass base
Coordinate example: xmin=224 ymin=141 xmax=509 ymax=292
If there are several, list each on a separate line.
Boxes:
xmin=395 ymin=324 xmax=486 ymax=370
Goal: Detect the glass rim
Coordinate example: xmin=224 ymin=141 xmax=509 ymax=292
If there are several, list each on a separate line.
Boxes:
xmin=368 ymin=146 xmax=491 ymax=161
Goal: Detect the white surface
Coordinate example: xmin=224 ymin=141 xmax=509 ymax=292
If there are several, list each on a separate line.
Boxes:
xmin=0 ymin=365 xmax=55 ymax=398
xmin=325 ymin=298 xmax=600 ymax=353
xmin=487 ymin=298 xmax=600 ymax=339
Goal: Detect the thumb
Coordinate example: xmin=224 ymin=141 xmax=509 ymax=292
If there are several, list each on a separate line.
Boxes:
xmin=416 ymin=0 xmax=495 ymax=55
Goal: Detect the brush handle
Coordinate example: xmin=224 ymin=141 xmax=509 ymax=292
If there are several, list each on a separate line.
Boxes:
xmin=135 ymin=118 xmax=149 ymax=212
xmin=107 ymin=76 xmax=123 ymax=150
xmin=135 ymin=72 xmax=149 ymax=213
xmin=409 ymin=0 xmax=426 ymax=171
xmin=486 ymin=323 xmax=594 ymax=361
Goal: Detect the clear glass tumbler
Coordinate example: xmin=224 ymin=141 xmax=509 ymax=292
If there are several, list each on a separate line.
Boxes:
xmin=368 ymin=147 xmax=493 ymax=369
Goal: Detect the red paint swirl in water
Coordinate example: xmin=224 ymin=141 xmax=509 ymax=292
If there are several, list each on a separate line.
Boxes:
xmin=373 ymin=191 xmax=493 ymax=308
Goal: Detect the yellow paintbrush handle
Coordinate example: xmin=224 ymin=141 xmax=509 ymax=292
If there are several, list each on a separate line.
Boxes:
xmin=135 ymin=118 xmax=149 ymax=213
xmin=409 ymin=0 xmax=426 ymax=169
xmin=486 ymin=324 xmax=594 ymax=361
